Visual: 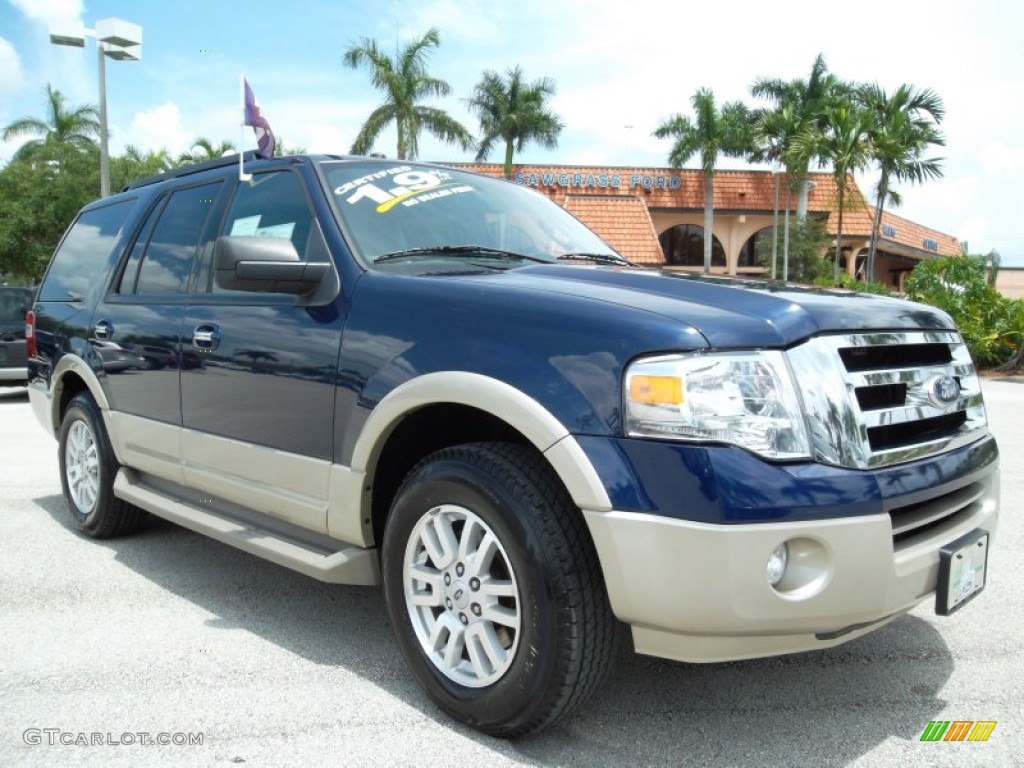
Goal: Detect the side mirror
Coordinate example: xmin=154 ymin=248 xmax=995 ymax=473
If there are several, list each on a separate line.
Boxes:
xmin=213 ymin=236 xmax=331 ymax=294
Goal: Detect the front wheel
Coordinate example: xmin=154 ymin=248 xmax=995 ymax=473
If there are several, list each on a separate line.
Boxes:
xmin=382 ymin=442 xmax=615 ymax=737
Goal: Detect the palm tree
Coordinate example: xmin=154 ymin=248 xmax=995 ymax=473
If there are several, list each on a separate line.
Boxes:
xmin=752 ymin=53 xmax=848 ymax=221
xmin=178 ymin=138 xmax=236 ymax=165
xmin=751 ymin=103 xmax=803 ymax=278
xmin=111 ymin=145 xmax=175 ymax=189
xmin=124 ymin=145 xmax=173 ymax=172
xmin=792 ymin=101 xmax=872 ymax=285
xmin=860 ymin=83 xmax=945 ymax=280
xmin=467 ymin=66 xmax=563 ymax=179
xmin=2 ymin=83 xmax=100 ymax=160
xmin=654 ymin=88 xmax=751 ymax=274
xmin=274 ymin=137 xmax=308 ymax=156
xmin=343 ymin=27 xmax=472 ymax=160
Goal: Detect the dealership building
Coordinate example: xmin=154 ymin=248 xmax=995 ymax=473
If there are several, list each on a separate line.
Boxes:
xmin=457 ymin=163 xmax=959 ymax=291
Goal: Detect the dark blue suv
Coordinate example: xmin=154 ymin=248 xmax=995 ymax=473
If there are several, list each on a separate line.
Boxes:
xmin=27 ymin=153 xmax=999 ymax=736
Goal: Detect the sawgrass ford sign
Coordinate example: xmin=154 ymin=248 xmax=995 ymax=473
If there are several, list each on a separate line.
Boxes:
xmin=513 ymin=170 xmax=684 ymax=190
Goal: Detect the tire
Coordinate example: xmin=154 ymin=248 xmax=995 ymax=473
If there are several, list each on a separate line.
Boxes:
xmin=58 ymin=392 xmax=146 ymax=538
xmin=382 ymin=442 xmax=615 ymax=737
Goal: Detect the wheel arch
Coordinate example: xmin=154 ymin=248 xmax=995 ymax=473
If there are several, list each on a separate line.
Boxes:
xmin=49 ymin=355 xmax=110 ymax=431
xmin=340 ymin=372 xmax=612 ymax=547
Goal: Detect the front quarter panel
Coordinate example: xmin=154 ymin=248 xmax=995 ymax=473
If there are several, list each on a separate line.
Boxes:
xmin=334 ymin=270 xmax=707 ymax=466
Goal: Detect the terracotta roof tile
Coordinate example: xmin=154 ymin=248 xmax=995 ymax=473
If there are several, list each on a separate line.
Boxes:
xmin=878 ymin=208 xmax=960 ymax=257
xmin=562 ymin=195 xmax=662 ymax=263
xmin=448 ymin=163 xmax=958 ymax=261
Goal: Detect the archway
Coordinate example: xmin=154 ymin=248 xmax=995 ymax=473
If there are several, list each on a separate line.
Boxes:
xmin=658 ymin=224 xmax=725 ymax=267
xmin=737 ymin=226 xmax=777 ymax=269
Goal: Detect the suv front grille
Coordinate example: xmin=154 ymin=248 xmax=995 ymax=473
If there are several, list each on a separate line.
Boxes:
xmin=787 ymin=332 xmax=988 ymax=469
xmin=888 ymin=482 xmax=986 ymax=548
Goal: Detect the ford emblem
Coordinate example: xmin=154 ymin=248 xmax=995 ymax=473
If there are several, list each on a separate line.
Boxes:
xmin=928 ymin=375 xmax=961 ymax=407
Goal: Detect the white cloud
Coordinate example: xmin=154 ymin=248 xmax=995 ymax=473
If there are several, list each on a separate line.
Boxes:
xmin=0 ymin=37 xmax=24 ymax=99
xmin=978 ymin=142 xmax=1024 ymax=177
xmin=301 ymin=124 xmax=348 ymax=154
xmin=955 ymin=216 xmax=993 ymax=253
xmin=388 ymin=0 xmax=507 ymax=44
xmin=119 ymin=102 xmax=189 ymax=155
xmin=9 ymin=0 xmax=83 ymax=25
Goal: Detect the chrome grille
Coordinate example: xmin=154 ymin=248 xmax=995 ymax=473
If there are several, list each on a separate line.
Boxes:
xmin=787 ymin=331 xmax=988 ymax=469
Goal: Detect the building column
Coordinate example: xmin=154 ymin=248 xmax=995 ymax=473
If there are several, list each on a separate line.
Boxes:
xmin=724 ymin=219 xmax=742 ymax=276
xmin=847 ymin=246 xmax=864 ymax=278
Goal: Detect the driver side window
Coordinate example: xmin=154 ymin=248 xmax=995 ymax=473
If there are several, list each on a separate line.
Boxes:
xmin=209 ymin=171 xmax=314 ymax=293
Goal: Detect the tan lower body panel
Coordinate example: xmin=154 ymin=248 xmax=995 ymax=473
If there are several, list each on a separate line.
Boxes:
xmin=106 ymin=411 xmax=365 ymax=539
xmin=585 ymin=494 xmax=998 ymax=663
xmin=632 ymin=613 xmax=904 ymax=664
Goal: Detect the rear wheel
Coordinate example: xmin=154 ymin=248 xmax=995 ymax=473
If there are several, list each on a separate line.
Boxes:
xmin=382 ymin=442 xmax=615 ymax=737
xmin=58 ymin=392 xmax=145 ymax=538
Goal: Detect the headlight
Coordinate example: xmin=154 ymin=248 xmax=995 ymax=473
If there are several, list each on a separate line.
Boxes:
xmin=624 ymin=351 xmax=811 ymax=460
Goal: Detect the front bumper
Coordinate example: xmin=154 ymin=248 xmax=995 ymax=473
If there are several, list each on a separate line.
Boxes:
xmin=581 ymin=435 xmax=999 ymax=663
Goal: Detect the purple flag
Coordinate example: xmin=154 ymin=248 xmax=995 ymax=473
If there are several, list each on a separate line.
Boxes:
xmin=243 ymin=78 xmax=275 ymax=159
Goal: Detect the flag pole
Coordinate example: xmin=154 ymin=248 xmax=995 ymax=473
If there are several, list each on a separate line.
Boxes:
xmin=239 ymin=73 xmax=251 ymax=182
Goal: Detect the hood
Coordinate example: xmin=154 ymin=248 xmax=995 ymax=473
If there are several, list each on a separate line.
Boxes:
xmin=479 ymin=266 xmax=954 ymax=348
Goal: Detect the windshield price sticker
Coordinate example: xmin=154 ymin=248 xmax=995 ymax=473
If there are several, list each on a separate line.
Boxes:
xmin=335 ymin=166 xmax=473 ymax=213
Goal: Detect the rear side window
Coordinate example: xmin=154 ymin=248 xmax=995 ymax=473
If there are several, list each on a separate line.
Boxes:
xmin=129 ymin=182 xmax=223 ymax=294
xmin=38 ymin=200 xmax=135 ymax=301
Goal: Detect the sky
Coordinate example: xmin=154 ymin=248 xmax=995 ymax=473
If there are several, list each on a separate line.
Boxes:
xmin=1 ymin=0 xmax=1023 ymax=264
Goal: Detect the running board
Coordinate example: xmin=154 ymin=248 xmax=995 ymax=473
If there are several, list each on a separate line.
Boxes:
xmin=113 ymin=469 xmax=380 ymax=586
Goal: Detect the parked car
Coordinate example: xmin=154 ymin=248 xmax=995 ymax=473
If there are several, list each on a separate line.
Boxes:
xmin=26 ymin=153 xmax=999 ymax=737
xmin=0 ymin=285 xmax=34 ymax=387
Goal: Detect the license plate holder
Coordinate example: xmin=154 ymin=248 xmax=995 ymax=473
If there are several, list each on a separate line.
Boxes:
xmin=936 ymin=529 xmax=988 ymax=616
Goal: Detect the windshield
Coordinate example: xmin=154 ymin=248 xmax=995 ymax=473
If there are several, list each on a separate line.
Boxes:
xmin=321 ymin=161 xmax=621 ymax=268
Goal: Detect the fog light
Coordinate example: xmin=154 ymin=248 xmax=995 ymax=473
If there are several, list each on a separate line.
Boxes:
xmin=767 ymin=543 xmax=788 ymax=586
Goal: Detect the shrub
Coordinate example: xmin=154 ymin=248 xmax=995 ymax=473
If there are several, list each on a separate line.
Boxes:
xmin=905 ymin=253 xmax=1024 ymax=369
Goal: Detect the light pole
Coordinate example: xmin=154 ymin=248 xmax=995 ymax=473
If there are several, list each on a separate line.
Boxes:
xmin=49 ymin=18 xmax=143 ymax=198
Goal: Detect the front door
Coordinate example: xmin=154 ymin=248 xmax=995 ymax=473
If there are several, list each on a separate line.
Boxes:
xmin=181 ymin=169 xmax=344 ymax=533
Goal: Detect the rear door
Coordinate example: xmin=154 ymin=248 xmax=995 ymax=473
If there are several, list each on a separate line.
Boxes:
xmin=92 ymin=179 xmax=228 ymax=481
xmin=181 ymin=169 xmax=345 ymax=533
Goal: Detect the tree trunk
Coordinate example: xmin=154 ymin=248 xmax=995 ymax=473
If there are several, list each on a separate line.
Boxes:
xmin=771 ymin=171 xmax=780 ymax=279
xmin=503 ymin=138 xmax=514 ymax=180
xmin=867 ymin=176 xmax=888 ymax=282
xmin=834 ymin=186 xmax=844 ymax=286
xmin=703 ymin=174 xmax=714 ymax=274
xmin=396 ymin=119 xmax=406 ymax=160
xmin=782 ymin=183 xmax=790 ymax=282
xmin=796 ymin=178 xmax=811 ymax=222
xmin=782 ymin=182 xmax=791 ymax=281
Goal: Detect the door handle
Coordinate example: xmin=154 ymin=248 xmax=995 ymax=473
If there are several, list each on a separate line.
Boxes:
xmin=93 ymin=320 xmax=113 ymax=340
xmin=192 ymin=324 xmax=221 ymax=350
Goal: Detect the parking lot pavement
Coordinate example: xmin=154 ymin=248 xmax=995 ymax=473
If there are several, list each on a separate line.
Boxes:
xmin=1 ymin=381 xmax=1021 ymax=767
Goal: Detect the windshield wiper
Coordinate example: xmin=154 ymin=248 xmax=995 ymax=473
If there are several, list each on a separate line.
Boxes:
xmin=374 ymin=245 xmax=550 ymax=264
xmin=556 ymin=252 xmax=635 ymax=266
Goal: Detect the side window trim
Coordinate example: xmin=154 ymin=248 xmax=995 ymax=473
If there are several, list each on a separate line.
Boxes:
xmin=125 ymin=179 xmax=226 ymax=299
xmin=111 ymin=194 xmax=170 ymax=297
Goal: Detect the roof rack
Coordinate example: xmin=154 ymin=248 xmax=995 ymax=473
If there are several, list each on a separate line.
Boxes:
xmin=123 ymin=150 xmax=267 ymax=191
